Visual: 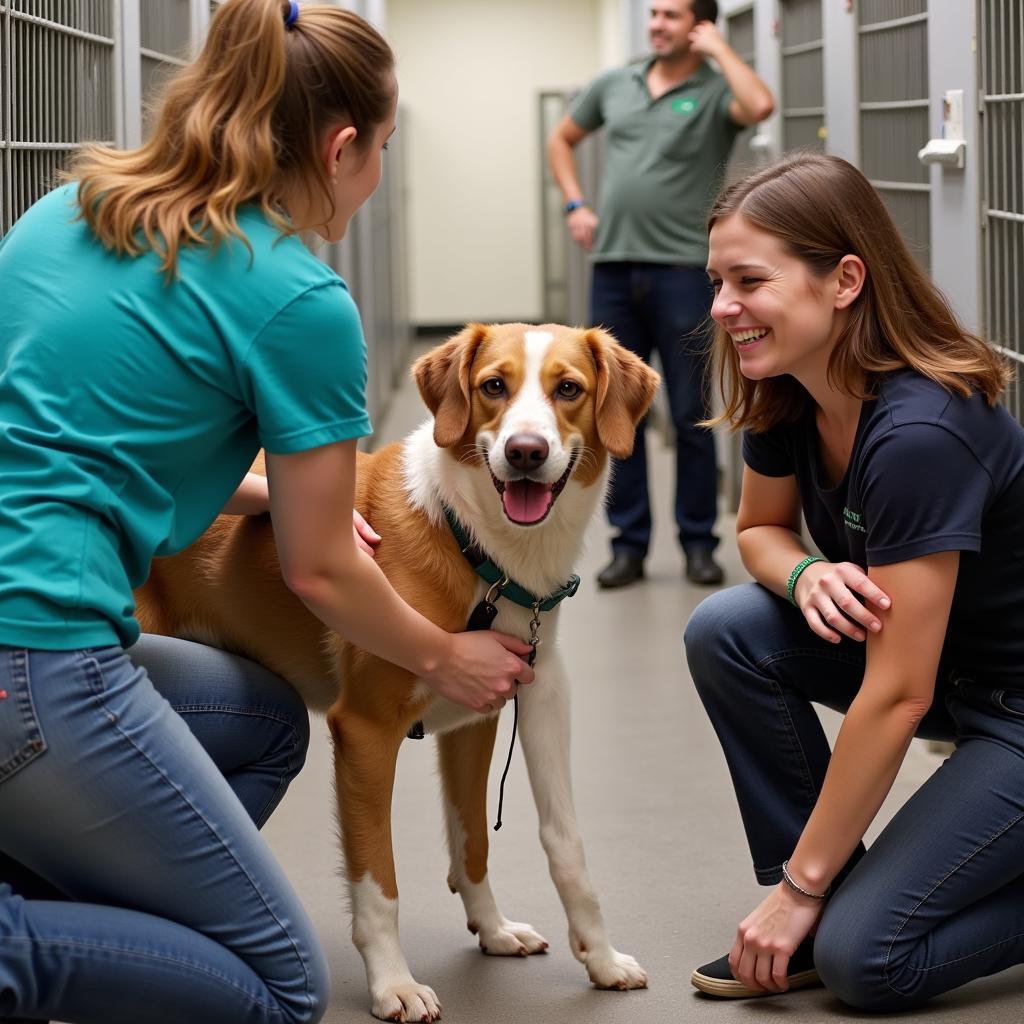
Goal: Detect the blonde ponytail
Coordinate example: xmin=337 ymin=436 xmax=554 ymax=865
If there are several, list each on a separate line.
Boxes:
xmin=68 ymin=0 xmax=394 ymax=277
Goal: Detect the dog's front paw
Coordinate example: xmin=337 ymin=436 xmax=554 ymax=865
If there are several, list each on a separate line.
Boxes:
xmin=474 ymin=917 xmax=549 ymax=957
xmin=584 ymin=948 xmax=648 ymax=991
xmin=372 ymin=979 xmax=442 ymax=1022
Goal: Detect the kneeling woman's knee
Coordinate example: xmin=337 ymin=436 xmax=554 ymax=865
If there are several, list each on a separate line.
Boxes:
xmin=304 ymin=947 xmax=331 ymax=1024
xmin=285 ymin=688 xmax=312 ymax=777
xmin=683 ymin=585 xmax=759 ymax=689
xmin=276 ymin=938 xmax=331 ymax=1024
xmin=814 ymin=914 xmax=912 ymax=1012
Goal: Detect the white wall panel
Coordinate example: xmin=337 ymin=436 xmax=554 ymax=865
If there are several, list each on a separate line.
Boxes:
xmin=388 ymin=0 xmax=603 ymax=325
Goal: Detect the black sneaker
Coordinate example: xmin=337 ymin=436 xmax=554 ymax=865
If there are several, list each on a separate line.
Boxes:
xmin=690 ymin=936 xmax=820 ymax=998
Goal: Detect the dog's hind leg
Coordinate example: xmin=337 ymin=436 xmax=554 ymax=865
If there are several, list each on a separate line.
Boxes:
xmin=328 ymin=672 xmax=442 ymax=1024
xmin=437 ymin=719 xmax=549 ymax=957
xmin=516 ymin=650 xmax=648 ymax=991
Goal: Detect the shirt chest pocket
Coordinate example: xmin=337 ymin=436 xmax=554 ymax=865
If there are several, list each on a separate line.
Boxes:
xmin=653 ymin=99 xmax=706 ymax=159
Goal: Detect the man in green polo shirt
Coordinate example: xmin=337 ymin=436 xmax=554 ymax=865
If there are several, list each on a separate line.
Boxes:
xmin=547 ymin=0 xmax=773 ymax=588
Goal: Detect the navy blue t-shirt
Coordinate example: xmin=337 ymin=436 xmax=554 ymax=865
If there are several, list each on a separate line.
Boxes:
xmin=743 ymin=370 xmax=1024 ymax=684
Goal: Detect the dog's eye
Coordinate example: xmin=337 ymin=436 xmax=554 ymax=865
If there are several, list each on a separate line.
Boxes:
xmin=480 ymin=377 xmax=506 ymax=398
xmin=556 ymin=380 xmax=582 ymax=400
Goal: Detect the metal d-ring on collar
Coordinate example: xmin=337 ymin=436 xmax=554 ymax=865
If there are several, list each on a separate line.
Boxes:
xmin=485 ymin=575 xmax=509 ymax=605
xmin=442 ymin=505 xmax=581 ymax=611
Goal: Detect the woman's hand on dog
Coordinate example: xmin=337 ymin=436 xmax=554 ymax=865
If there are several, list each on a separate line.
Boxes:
xmin=424 ymin=631 xmax=536 ymax=713
xmin=352 ymin=509 xmax=382 ymax=557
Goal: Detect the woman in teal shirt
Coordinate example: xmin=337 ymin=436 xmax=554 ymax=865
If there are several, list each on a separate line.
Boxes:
xmin=0 ymin=3 xmax=533 ymax=1022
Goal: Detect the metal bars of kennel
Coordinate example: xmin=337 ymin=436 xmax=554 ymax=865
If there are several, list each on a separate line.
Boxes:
xmin=0 ymin=1 xmax=116 ymax=238
xmin=779 ymin=0 xmax=825 ymax=153
xmin=857 ymin=0 xmax=931 ymax=271
xmin=139 ymin=0 xmax=191 ymax=116
xmin=979 ymin=0 xmax=1024 ymax=422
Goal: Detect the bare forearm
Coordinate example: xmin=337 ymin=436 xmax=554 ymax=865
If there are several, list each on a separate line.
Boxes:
xmin=291 ymin=552 xmax=452 ymax=679
xmin=547 ymin=133 xmax=585 ymax=203
xmin=789 ymin=692 xmax=921 ymax=890
xmin=737 ymin=524 xmax=811 ymax=596
xmin=714 ymin=46 xmax=774 ymax=121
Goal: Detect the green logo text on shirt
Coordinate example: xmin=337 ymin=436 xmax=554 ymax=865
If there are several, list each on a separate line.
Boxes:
xmin=672 ymin=97 xmax=697 ymax=115
xmin=843 ymin=506 xmax=866 ymax=533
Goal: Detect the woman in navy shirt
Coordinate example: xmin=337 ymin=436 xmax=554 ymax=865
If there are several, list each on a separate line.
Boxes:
xmin=686 ymin=152 xmax=1024 ymax=1009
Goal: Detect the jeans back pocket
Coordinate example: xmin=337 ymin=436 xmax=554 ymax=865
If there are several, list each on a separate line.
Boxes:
xmin=0 ymin=648 xmax=47 ymax=782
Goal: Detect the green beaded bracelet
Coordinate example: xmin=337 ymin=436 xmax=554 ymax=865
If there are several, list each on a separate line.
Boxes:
xmin=786 ymin=555 xmax=824 ymax=606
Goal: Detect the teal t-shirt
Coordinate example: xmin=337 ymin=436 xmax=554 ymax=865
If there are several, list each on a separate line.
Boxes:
xmin=0 ymin=185 xmax=372 ymax=650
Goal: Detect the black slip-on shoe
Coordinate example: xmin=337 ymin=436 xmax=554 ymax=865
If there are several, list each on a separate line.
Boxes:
xmin=690 ymin=937 xmax=820 ymax=998
xmin=596 ymin=552 xmax=645 ymax=589
xmin=684 ymin=547 xmax=725 ymax=586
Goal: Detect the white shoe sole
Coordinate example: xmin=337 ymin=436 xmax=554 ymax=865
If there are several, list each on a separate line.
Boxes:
xmin=690 ymin=967 xmax=821 ymax=998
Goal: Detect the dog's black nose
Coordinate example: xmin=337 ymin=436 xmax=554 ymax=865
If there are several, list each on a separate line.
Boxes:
xmin=505 ymin=433 xmax=549 ymax=468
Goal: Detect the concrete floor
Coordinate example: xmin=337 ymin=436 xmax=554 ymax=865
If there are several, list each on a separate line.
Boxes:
xmin=263 ymin=347 xmax=1024 ymax=1024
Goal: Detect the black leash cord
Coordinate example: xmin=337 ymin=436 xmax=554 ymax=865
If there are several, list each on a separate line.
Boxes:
xmin=494 ymin=601 xmax=540 ymax=831
xmin=442 ymin=592 xmax=541 ymax=832
xmin=493 ymin=694 xmax=518 ymax=831
xmin=493 ymin=643 xmax=536 ymax=831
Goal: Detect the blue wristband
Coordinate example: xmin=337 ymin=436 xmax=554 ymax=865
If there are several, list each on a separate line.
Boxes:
xmin=563 ymin=199 xmax=586 ymax=215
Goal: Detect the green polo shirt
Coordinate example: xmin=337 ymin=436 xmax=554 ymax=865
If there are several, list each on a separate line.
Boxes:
xmin=569 ymin=59 xmax=742 ymax=266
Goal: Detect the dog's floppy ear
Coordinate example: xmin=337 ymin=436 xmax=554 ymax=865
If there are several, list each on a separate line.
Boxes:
xmin=585 ymin=327 xmax=661 ymax=459
xmin=412 ymin=324 xmax=488 ymax=448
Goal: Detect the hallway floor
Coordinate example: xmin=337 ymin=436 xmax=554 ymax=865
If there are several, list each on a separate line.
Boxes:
xmin=263 ymin=350 xmax=1024 ymax=1024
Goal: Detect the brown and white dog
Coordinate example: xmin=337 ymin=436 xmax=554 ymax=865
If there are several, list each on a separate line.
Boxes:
xmin=135 ymin=322 xmax=659 ymax=1022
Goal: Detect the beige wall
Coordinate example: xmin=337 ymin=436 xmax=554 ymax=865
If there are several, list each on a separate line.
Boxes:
xmin=388 ymin=0 xmax=607 ymax=325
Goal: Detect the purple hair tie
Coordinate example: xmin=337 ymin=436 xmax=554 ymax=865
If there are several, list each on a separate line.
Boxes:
xmin=284 ymin=1 xmax=299 ymax=28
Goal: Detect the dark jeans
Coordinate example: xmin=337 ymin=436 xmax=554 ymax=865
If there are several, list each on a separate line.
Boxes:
xmin=685 ymin=583 xmax=1024 ymax=1011
xmin=590 ymin=261 xmax=718 ymax=558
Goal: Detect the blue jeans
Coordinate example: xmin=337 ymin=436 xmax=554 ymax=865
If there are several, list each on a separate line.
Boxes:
xmin=685 ymin=584 xmax=1024 ymax=1011
xmin=590 ymin=261 xmax=718 ymax=557
xmin=0 ymin=636 xmax=328 ymax=1024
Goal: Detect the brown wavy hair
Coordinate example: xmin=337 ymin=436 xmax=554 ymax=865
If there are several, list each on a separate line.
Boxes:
xmin=706 ymin=153 xmax=1009 ymax=433
xmin=67 ymin=0 xmax=394 ymax=277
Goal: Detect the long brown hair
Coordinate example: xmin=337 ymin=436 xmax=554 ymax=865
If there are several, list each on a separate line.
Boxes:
xmin=68 ymin=0 xmax=394 ymax=277
xmin=706 ymin=153 xmax=1009 ymax=432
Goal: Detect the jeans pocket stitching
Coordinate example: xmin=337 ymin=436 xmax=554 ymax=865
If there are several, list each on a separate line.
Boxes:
xmin=78 ymin=652 xmax=124 ymax=731
xmin=77 ymin=650 xmax=107 ymax=696
xmin=0 ymin=649 xmax=47 ymax=781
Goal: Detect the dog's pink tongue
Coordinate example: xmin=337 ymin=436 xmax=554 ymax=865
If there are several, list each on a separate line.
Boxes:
xmin=503 ymin=479 xmax=553 ymax=524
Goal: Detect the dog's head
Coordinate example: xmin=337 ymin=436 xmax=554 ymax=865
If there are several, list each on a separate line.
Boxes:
xmin=412 ymin=323 xmax=660 ymax=527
